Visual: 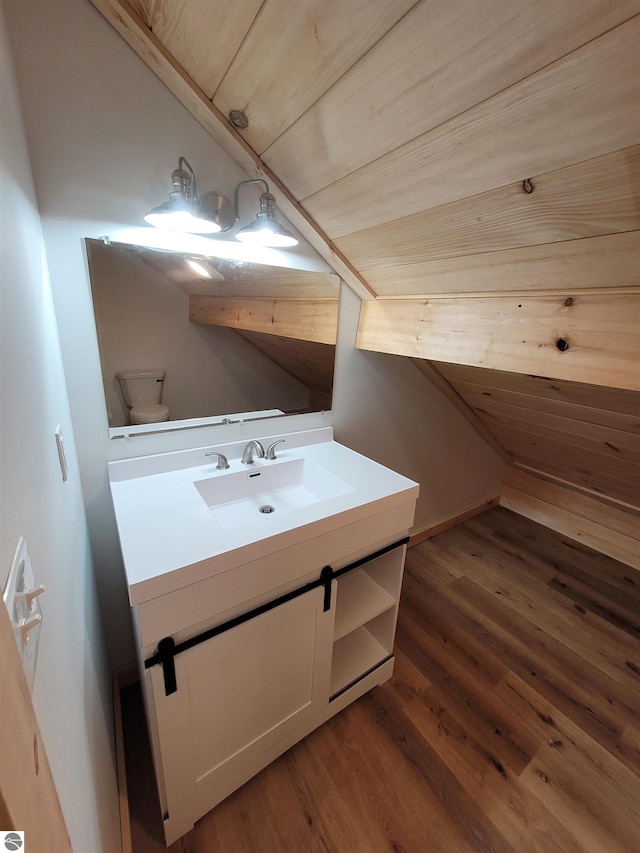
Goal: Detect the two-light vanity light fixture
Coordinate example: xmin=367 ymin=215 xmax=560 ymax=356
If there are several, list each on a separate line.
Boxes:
xmin=144 ymin=157 xmax=298 ymax=248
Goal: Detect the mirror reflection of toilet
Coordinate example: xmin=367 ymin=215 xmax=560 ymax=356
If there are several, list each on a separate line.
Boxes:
xmin=116 ymin=369 xmax=170 ymax=425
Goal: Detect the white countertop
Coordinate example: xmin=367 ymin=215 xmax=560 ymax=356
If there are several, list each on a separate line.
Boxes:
xmin=108 ymin=428 xmax=419 ymax=605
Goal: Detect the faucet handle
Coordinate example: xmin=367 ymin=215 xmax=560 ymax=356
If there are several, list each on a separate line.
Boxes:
xmin=205 ymin=451 xmax=230 ymax=470
xmin=265 ymin=439 xmax=285 ymax=460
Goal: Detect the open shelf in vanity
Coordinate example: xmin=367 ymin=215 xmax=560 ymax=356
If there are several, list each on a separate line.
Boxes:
xmin=330 ymin=544 xmax=406 ymax=698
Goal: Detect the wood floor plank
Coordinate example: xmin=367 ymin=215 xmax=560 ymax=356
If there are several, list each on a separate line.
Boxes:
xmin=497 ymin=671 xmax=640 ymax=797
xmin=399 ymin=566 xmax=639 ymax=776
xmin=441 ymin=527 xmax=640 ymax=691
xmin=621 ymin=725 xmax=640 ymax=768
xmin=520 ymin=712 xmax=640 ymax=853
xmin=401 ymin=570 xmax=511 ymax=690
xmin=471 ymin=508 xmax=640 ymax=638
xmin=416 ymin=518 xmax=640 ymax=781
xmin=319 ymin=701 xmax=482 ymax=853
xmin=404 ymin=538 xmax=465 ymax=586
xmin=422 ymin=572 xmax=636 ymax=752
xmin=121 ymin=507 xmax=640 ymax=852
xmin=549 ymin=571 xmax=640 ymax=639
xmin=363 ymin=687 xmax=514 ymax=853
xmin=276 ymin=710 xmax=396 ymax=853
xmin=403 ymin=692 xmax=587 ymax=853
xmin=397 ymin=602 xmax=533 ymax=776
xmin=383 ymin=644 xmax=432 ymax=708
xmin=478 ymin=511 xmax=640 ymax=610
xmin=427 ymin=524 xmax=557 ymax=587
xmin=196 ymin=762 xmax=325 ymax=853
xmin=478 ymin=506 xmax=640 ymax=595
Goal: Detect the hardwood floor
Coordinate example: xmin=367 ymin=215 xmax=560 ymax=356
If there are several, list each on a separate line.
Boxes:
xmin=121 ymin=507 xmax=640 ymax=852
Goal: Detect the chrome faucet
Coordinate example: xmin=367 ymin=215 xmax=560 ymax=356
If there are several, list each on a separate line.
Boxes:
xmin=241 ymin=440 xmax=265 ymax=464
xmin=204 ymin=451 xmax=230 ymax=470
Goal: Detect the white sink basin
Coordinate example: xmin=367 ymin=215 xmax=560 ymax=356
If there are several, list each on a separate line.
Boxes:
xmin=194 ymin=457 xmax=354 ymax=530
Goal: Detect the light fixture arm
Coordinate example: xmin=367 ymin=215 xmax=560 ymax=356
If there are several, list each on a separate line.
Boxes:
xmin=204 ymin=178 xmax=271 ymax=234
xmin=234 ymin=179 xmax=272 ymax=226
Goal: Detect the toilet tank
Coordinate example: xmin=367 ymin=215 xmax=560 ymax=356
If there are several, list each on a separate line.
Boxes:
xmin=116 ymin=369 xmax=165 ymax=407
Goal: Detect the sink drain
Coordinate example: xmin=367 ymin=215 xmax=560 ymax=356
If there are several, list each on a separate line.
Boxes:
xmin=259 ymin=504 xmax=275 ymax=514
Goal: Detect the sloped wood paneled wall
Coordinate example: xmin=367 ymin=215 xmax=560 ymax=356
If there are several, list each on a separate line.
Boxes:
xmin=350 ymin=9 xmax=639 ymax=391
xmin=434 ymin=364 xmax=640 ymax=506
xmin=425 ymin=363 xmax=640 ymax=564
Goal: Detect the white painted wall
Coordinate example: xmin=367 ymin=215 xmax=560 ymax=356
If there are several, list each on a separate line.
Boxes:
xmin=333 ymin=285 xmax=505 ymax=525
xmin=0 ymin=10 xmax=120 ymax=850
xmin=5 ymin=0 xmax=505 ymax=669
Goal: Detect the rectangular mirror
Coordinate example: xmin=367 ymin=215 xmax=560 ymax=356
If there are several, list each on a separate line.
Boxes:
xmin=85 ymin=238 xmax=340 ymax=434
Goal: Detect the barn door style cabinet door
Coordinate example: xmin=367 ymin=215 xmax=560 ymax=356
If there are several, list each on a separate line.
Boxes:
xmin=137 ymin=533 xmax=410 ymax=846
xmin=146 ymin=584 xmax=334 ymax=844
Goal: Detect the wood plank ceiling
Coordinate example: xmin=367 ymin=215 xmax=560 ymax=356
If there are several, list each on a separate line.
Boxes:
xmin=91 ymin=0 xmax=640 ymax=510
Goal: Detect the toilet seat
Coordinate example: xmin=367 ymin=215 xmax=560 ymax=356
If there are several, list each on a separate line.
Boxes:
xmin=130 ymin=404 xmax=170 ymax=424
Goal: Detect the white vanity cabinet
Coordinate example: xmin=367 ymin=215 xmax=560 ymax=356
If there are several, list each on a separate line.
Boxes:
xmin=134 ymin=525 xmax=411 ymax=845
xmin=109 ymin=429 xmax=418 ymax=845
